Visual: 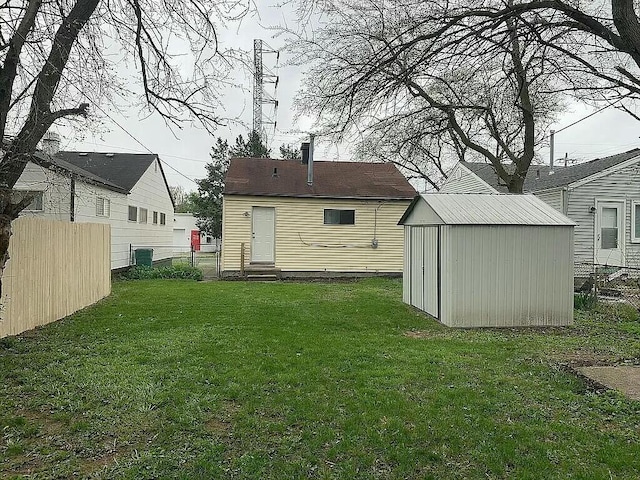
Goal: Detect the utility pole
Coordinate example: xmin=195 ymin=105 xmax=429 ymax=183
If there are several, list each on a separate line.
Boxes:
xmin=253 ymin=39 xmax=279 ymax=143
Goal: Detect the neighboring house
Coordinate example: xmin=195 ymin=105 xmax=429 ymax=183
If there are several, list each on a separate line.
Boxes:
xmin=173 ymin=213 xmax=218 ymax=253
xmin=221 ymin=157 xmax=416 ymax=278
xmin=15 ymin=148 xmax=175 ymax=270
xmin=441 ymin=149 xmax=640 ymax=274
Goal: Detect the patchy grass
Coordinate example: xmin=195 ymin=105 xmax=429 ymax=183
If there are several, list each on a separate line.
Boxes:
xmin=2 ymin=278 xmax=640 ymax=479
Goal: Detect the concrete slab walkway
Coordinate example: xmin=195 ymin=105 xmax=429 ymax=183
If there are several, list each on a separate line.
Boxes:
xmin=576 ymin=366 xmax=640 ymax=401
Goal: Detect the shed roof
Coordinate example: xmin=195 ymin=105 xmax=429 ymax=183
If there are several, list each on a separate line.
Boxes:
xmin=461 ymin=148 xmax=640 ymax=193
xmin=399 ymin=194 xmax=575 ymax=226
xmin=224 ymin=157 xmax=416 ymax=199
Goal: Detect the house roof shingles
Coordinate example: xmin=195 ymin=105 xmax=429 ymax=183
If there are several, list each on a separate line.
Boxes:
xmin=462 ymin=148 xmax=640 ymax=193
xmin=55 ymin=151 xmax=158 ymax=192
xmin=224 ymin=157 xmax=416 ymax=199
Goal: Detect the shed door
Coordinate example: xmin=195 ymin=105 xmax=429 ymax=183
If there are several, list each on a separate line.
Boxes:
xmin=595 ymin=200 xmax=625 ymax=267
xmin=422 ymin=227 xmax=439 ymax=318
xmin=251 ymin=207 xmax=275 ymax=263
xmin=410 ymin=227 xmax=424 ymax=311
xmin=408 ymin=226 xmax=439 ymax=318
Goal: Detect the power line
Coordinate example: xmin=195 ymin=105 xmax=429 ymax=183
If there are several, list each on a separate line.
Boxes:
xmin=13 ymin=29 xmax=199 ymax=186
xmin=554 ymin=99 xmax=623 ymax=135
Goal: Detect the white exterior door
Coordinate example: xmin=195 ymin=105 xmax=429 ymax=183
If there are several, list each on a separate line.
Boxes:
xmin=595 ymin=200 xmax=625 ymax=267
xmin=251 ymin=207 xmax=275 ymax=263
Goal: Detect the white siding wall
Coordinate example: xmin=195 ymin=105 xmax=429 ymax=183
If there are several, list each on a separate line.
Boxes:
xmin=565 ymin=162 xmax=640 ymax=272
xmin=15 ymin=163 xmax=71 ymax=221
xmin=222 ymin=195 xmax=410 ymax=274
xmin=534 ymin=189 xmax=563 ymax=213
xmin=440 ymin=164 xmax=497 ymax=194
xmin=439 ymin=225 xmax=574 ymax=327
xmin=121 ymin=159 xmax=174 ymax=268
xmin=15 ymin=159 xmax=174 ymax=269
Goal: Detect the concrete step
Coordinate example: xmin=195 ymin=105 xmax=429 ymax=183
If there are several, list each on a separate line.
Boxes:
xmin=246 ymin=274 xmax=279 ymax=281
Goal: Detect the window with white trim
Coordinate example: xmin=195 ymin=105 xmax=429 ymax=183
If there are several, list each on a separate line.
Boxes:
xmin=632 ymin=202 xmax=640 ymax=243
xmin=160 ymin=212 xmax=166 ymax=225
xmin=96 ymin=197 xmax=110 ymax=217
xmin=13 ymin=191 xmax=44 ymax=211
xmin=139 ymin=208 xmax=148 ymax=224
xmin=153 ymin=211 xmax=158 ymax=224
xmin=128 ymin=206 xmax=138 ymax=222
xmin=324 ymin=209 xmax=355 ymax=225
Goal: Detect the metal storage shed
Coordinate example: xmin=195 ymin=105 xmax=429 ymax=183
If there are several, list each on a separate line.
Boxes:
xmin=398 ymin=194 xmax=576 ymax=327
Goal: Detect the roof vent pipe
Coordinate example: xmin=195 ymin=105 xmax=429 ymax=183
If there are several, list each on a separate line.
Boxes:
xmin=301 ymin=142 xmax=310 ymax=164
xmin=307 ymin=134 xmax=315 ymax=186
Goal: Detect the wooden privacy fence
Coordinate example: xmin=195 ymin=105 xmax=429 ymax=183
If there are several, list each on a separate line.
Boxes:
xmin=0 ymin=217 xmax=111 ymax=338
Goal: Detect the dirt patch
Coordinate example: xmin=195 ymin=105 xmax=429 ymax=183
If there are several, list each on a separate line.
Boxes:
xmin=575 ymin=366 xmax=640 ymax=401
xmin=205 ymin=400 xmax=239 ymax=434
xmin=403 ymin=330 xmax=449 ymax=339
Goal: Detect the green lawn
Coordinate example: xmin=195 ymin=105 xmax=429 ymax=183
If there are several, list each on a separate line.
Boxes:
xmin=2 ymin=279 xmax=640 ymax=479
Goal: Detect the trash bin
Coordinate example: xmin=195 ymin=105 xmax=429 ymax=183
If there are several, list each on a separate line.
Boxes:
xmin=134 ymin=248 xmax=153 ymax=267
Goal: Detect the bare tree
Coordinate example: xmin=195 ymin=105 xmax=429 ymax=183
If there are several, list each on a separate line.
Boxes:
xmin=0 ymin=0 xmax=249 ymax=291
xmin=288 ymin=0 xmax=602 ymax=192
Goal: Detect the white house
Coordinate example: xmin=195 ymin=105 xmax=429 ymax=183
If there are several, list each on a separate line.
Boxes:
xmin=440 ymin=149 xmax=640 ymax=276
xmin=15 ymin=148 xmax=175 ymax=270
xmin=173 ymin=213 xmax=218 ymax=253
xmin=399 ymin=194 xmax=575 ymax=327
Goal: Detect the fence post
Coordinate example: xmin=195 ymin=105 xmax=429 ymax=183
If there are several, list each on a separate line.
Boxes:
xmin=240 ymin=242 xmax=245 ymax=279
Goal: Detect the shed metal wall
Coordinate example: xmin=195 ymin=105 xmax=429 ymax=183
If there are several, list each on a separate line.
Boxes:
xmin=440 ymin=225 xmax=573 ymax=327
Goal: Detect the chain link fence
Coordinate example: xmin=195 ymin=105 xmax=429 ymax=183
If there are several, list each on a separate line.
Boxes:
xmin=575 ymin=262 xmax=640 ymax=310
xmin=130 ymin=244 xmax=221 ymax=279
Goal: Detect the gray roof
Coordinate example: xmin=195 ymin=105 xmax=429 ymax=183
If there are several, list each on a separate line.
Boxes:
xmin=55 ymin=151 xmax=158 ymax=191
xmin=461 ymin=148 xmax=640 ymax=192
xmin=32 ymin=152 xmax=128 ymax=193
xmin=399 ymin=193 xmax=575 ymax=226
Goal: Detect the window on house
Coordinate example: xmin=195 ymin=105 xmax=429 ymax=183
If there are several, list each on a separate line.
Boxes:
xmin=160 ymin=212 xmax=166 ymax=225
xmin=324 ymin=209 xmax=355 ymax=225
xmin=153 ymin=211 xmax=158 ymax=224
xmin=96 ymin=197 xmax=110 ymax=217
xmin=139 ymin=208 xmax=148 ymax=224
xmin=13 ymin=191 xmax=44 ymax=211
xmin=633 ymin=202 xmax=640 ymax=243
xmin=128 ymin=205 xmax=137 ymax=222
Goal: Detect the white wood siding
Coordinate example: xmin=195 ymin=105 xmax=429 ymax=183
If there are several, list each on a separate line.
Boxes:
xmin=565 ymin=161 xmax=640 ymax=272
xmin=534 ymin=189 xmax=563 ymax=213
xmin=440 ymin=164 xmax=497 ymax=193
xmin=15 ymin=163 xmax=71 ymax=221
xmin=119 ymin=159 xmax=174 ymax=267
xmin=439 ymin=225 xmax=573 ymax=327
xmin=222 ymin=195 xmax=410 ymax=274
xmin=15 ymin=159 xmax=173 ymax=269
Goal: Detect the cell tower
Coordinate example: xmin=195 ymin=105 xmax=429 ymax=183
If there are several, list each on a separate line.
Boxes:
xmin=253 ymin=39 xmax=279 ymax=142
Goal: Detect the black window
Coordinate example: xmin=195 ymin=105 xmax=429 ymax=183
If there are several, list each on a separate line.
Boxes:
xmin=128 ymin=206 xmax=137 ymax=222
xmin=324 ymin=209 xmax=355 ymax=225
xmin=13 ymin=191 xmax=43 ymax=211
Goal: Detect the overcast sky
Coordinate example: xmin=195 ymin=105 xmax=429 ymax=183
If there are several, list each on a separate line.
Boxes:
xmin=58 ymin=3 xmax=640 ymax=193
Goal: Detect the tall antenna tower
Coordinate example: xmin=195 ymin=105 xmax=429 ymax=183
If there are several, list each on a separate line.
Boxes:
xmin=253 ymin=39 xmax=279 ymax=142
